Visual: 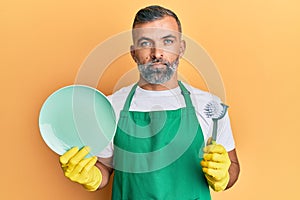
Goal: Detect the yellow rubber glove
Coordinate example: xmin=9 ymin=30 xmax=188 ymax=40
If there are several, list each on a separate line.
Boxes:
xmin=200 ymin=141 xmax=231 ymax=192
xmin=59 ymin=146 xmax=102 ymax=191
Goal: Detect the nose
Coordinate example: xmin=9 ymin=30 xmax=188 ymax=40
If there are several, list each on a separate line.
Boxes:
xmin=150 ymin=46 xmax=164 ymax=60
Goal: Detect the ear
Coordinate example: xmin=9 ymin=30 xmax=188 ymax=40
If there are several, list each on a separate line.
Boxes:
xmin=130 ymin=45 xmax=137 ymax=63
xmin=179 ymin=40 xmax=186 ymax=58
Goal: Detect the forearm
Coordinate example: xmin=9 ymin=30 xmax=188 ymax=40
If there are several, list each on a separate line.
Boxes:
xmin=225 ymin=149 xmax=240 ymax=190
xmin=95 ymin=159 xmax=113 ymax=189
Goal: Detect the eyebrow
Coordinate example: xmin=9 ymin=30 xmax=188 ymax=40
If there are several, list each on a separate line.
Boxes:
xmin=161 ymin=34 xmax=177 ymax=40
xmin=136 ymin=34 xmax=178 ymax=44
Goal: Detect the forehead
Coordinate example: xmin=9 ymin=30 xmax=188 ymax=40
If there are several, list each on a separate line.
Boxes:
xmin=132 ymin=16 xmax=180 ymax=40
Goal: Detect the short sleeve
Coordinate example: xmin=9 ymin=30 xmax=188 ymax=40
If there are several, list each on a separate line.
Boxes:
xmin=185 ymin=82 xmax=236 ymax=152
xmin=214 ymin=112 xmax=235 ymax=151
xmin=96 ymin=141 xmax=114 ymax=158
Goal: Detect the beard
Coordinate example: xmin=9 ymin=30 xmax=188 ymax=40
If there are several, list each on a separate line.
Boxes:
xmin=137 ymin=57 xmax=179 ymax=84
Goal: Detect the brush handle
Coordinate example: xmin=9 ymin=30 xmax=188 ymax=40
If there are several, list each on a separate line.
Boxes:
xmin=212 ymin=119 xmax=218 ymax=142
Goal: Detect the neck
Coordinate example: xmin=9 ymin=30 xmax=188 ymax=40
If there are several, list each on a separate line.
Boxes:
xmin=138 ymin=74 xmax=179 ymax=91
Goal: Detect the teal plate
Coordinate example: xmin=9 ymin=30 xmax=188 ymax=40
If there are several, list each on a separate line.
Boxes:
xmin=39 ymin=85 xmax=116 ymax=157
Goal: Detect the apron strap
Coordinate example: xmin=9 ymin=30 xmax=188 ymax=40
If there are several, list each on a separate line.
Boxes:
xmin=122 ymin=81 xmax=193 ymax=111
xmin=122 ymin=83 xmax=138 ymax=111
xmin=178 ymin=81 xmax=193 ymax=108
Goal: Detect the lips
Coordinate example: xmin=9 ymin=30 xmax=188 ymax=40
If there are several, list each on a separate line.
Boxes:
xmin=152 ymin=62 xmax=164 ymax=65
xmin=150 ymin=62 xmax=167 ymax=67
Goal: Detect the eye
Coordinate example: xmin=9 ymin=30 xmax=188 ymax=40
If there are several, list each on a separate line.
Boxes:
xmin=139 ymin=41 xmax=152 ymax=47
xmin=164 ymin=39 xmax=174 ymax=45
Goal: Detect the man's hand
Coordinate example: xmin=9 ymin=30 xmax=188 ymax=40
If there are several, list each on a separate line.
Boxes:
xmin=200 ymin=141 xmax=231 ymax=192
xmin=59 ymin=146 xmax=102 ymax=191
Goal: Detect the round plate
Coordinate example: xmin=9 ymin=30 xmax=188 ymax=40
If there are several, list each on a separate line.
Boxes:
xmin=39 ymin=85 xmax=116 ymax=157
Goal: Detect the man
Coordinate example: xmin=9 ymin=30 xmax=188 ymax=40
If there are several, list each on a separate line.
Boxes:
xmin=59 ymin=5 xmax=240 ymax=199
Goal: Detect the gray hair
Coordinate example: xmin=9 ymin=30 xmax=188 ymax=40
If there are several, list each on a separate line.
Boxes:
xmin=132 ymin=5 xmax=182 ymax=33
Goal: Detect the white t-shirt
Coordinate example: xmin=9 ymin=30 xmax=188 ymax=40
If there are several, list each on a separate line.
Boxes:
xmin=97 ymin=82 xmax=235 ymax=158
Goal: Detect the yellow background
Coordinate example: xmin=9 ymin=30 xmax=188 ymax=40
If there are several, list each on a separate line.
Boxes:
xmin=1 ymin=0 xmax=300 ymax=199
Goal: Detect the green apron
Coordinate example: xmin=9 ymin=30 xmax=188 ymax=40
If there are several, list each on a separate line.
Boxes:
xmin=112 ymin=81 xmax=211 ymax=200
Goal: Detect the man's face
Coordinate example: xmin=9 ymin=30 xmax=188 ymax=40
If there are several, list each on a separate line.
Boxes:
xmin=131 ymin=16 xmax=185 ymax=84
